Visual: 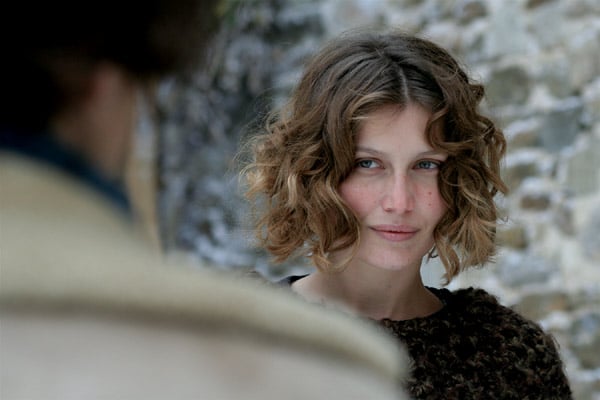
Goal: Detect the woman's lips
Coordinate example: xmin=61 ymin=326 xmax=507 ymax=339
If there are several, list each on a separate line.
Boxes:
xmin=370 ymin=225 xmax=418 ymax=242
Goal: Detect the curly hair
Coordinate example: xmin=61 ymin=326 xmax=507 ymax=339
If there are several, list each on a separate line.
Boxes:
xmin=242 ymin=30 xmax=507 ymax=282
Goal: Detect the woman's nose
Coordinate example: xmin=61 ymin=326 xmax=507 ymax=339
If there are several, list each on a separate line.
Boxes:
xmin=381 ymin=174 xmax=415 ymax=213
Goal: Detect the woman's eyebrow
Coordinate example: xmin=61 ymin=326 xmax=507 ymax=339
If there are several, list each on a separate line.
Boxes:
xmin=355 ymin=146 xmax=446 ymax=158
xmin=418 ymin=150 xmax=448 ymax=158
xmin=355 ymin=146 xmax=385 ymax=156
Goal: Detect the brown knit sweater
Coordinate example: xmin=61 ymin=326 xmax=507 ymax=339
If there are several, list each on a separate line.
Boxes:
xmin=380 ymin=286 xmax=572 ymax=399
xmin=281 ymin=277 xmax=572 ymax=399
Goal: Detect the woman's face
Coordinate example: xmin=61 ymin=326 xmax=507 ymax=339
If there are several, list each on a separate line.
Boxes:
xmin=335 ymin=103 xmax=448 ymax=273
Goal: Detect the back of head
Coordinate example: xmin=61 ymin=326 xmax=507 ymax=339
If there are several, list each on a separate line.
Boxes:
xmin=0 ymin=0 xmax=218 ymax=132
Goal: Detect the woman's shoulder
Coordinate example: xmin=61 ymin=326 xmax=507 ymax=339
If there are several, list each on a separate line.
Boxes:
xmin=402 ymin=287 xmax=572 ymax=398
xmin=414 ymin=286 xmax=569 ymax=373
xmin=440 ymin=287 xmax=570 ymax=379
xmin=436 ymin=287 xmax=537 ymax=324
xmin=432 ymin=286 xmax=500 ymax=308
xmin=432 ymin=286 xmax=554 ymax=335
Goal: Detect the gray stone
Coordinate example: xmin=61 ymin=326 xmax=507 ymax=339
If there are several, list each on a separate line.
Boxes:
xmin=502 ymin=150 xmax=548 ymax=191
xmin=570 ymin=311 xmax=600 ymax=369
xmin=420 ymin=22 xmax=462 ymax=55
xmin=572 ymin=380 xmax=600 ymax=400
xmin=553 ymin=199 xmax=575 ymax=236
xmin=520 ymin=192 xmax=552 ymax=210
xmin=486 ymin=65 xmax=532 ymax=107
xmin=527 ymin=1 xmax=566 ymax=50
xmin=321 ymin=0 xmax=387 ymax=36
xmin=490 ymin=106 xmax=540 ymax=136
xmin=454 ymin=0 xmax=487 ymax=24
xmin=497 ymin=224 xmax=529 ymax=249
xmin=504 ymin=118 xmax=542 ymax=150
xmin=569 ymin=287 xmax=600 ymax=311
xmin=395 ymin=0 xmax=426 ymax=8
xmin=513 ymin=290 xmax=570 ymax=321
xmin=526 ymin=0 xmax=556 ymax=9
xmin=502 ymin=161 xmax=539 ymax=191
xmin=483 ymin=1 xmax=531 ymax=59
xmin=495 ymin=251 xmax=561 ymax=288
xmin=421 ymin=0 xmax=456 ymax=22
xmin=564 ymin=136 xmax=600 ymax=196
xmin=567 ymin=28 xmax=600 ymax=91
xmin=565 ymin=0 xmax=600 ymax=17
xmin=537 ymin=55 xmax=574 ymax=98
xmin=383 ymin=6 xmax=424 ymax=34
xmin=538 ymin=97 xmax=584 ymax=153
xmin=582 ymin=78 xmax=600 ymax=126
xmin=579 ymin=207 xmax=600 ymax=261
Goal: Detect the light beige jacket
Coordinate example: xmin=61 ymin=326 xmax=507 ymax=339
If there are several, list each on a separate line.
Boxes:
xmin=0 ymin=152 xmax=410 ymax=400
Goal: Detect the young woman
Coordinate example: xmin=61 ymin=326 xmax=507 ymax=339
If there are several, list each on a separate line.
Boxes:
xmin=242 ymin=30 xmax=572 ymax=399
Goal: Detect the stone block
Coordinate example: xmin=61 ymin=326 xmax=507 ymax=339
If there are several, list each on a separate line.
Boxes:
xmin=497 ymin=224 xmax=529 ymax=249
xmin=579 ymin=207 xmax=600 ymax=261
xmin=582 ymin=78 xmax=600 ymax=126
xmin=567 ymin=28 xmax=600 ymax=91
xmin=513 ymin=290 xmax=570 ymax=321
xmin=454 ymin=0 xmax=488 ymax=24
xmin=486 ymin=64 xmax=532 ymax=107
xmin=504 ymin=118 xmax=542 ymax=150
xmin=483 ymin=1 xmax=530 ymax=59
xmin=538 ymin=97 xmax=584 ymax=153
xmin=570 ymin=311 xmax=600 ymax=369
xmin=495 ymin=251 xmax=560 ymax=288
xmin=502 ymin=149 xmax=550 ymax=191
xmin=564 ymin=136 xmax=600 ymax=195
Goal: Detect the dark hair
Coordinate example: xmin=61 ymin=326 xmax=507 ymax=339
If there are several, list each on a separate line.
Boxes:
xmin=0 ymin=0 xmax=218 ymax=132
xmin=243 ymin=30 xmax=507 ymax=282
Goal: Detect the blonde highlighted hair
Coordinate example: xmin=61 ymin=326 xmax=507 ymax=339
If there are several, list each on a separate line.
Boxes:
xmin=242 ymin=30 xmax=507 ymax=282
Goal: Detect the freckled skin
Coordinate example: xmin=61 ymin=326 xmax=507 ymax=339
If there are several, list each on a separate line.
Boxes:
xmin=293 ymin=104 xmax=450 ymax=320
xmin=334 ymin=104 xmax=448 ymax=274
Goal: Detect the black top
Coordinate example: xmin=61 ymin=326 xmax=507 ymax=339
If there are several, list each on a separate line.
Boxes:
xmin=281 ymin=275 xmax=572 ymax=400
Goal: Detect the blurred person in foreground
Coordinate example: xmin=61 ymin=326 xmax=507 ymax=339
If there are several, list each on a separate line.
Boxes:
xmin=242 ymin=29 xmax=572 ymax=399
xmin=0 ymin=3 xmax=409 ymax=399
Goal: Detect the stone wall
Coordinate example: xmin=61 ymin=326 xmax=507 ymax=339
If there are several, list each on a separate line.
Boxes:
xmin=156 ymin=0 xmax=599 ymax=397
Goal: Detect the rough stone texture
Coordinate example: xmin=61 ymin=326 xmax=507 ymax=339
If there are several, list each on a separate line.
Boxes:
xmin=579 ymin=208 xmax=600 ymax=261
xmin=155 ymin=0 xmax=600 ymax=397
xmin=564 ymin=136 xmax=600 ymax=196
xmin=495 ymin=250 xmax=561 ymax=288
xmin=538 ymin=97 xmax=585 ymax=153
xmin=582 ymin=78 xmax=600 ymax=125
xmin=454 ymin=0 xmax=488 ymax=23
xmin=502 ymin=149 xmax=548 ymax=191
xmin=570 ymin=312 xmax=600 ymax=369
xmin=504 ymin=117 xmax=542 ymax=150
xmin=514 ymin=290 xmax=570 ymax=321
xmin=486 ymin=64 xmax=532 ymax=107
xmin=520 ymin=192 xmax=552 ymax=210
xmin=497 ymin=223 xmax=529 ymax=249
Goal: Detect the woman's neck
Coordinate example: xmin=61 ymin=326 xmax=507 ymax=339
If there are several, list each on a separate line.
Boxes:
xmin=291 ymin=263 xmax=443 ymax=321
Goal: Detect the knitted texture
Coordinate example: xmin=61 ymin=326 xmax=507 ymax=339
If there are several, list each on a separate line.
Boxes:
xmin=279 ymin=277 xmax=572 ymax=399
xmin=380 ymin=287 xmax=572 ymax=399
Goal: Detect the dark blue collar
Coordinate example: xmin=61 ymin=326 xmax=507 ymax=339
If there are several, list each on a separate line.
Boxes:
xmin=1 ymin=130 xmax=131 ymax=214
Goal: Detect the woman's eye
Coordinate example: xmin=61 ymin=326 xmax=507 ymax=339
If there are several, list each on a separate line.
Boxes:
xmin=415 ymin=160 xmax=440 ymax=170
xmin=356 ymin=159 xmax=380 ymax=169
